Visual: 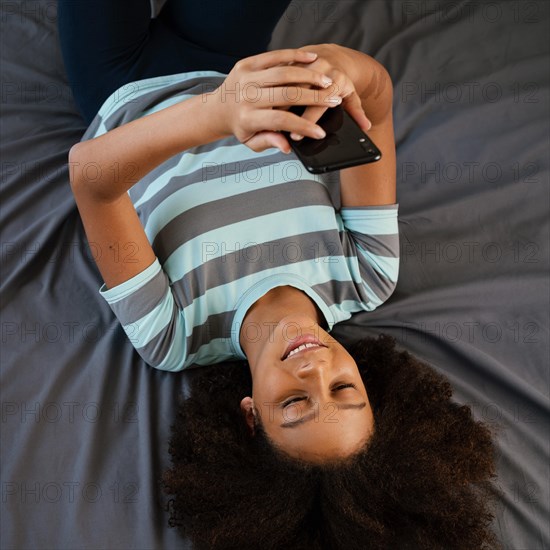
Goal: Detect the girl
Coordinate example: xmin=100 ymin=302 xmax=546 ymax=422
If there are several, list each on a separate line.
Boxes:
xmin=59 ymin=1 xmax=499 ymax=547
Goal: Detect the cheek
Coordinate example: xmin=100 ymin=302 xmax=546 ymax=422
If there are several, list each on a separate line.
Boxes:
xmin=252 ymin=370 xmax=283 ymax=408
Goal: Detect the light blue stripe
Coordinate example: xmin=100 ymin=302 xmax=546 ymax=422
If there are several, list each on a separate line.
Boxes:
xmin=328 ymin=300 xmax=369 ymax=317
xmin=340 ymin=208 xmax=398 ymax=235
xmin=122 ymin=288 xmax=174 ymax=348
xmin=163 ymin=205 xmax=339 ymax=278
xmin=342 ymin=284 xmax=383 ymax=311
xmin=357 ymin=246 xmax=400 ymax=283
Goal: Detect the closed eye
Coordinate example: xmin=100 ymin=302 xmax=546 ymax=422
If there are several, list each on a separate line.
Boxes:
xmin=282 ymin=383 xmax=357 ymax=408
xmin=282 ymin=396 xmax=306 ymax=408
xmin=335 ymin=383 xmax=356 ymax=391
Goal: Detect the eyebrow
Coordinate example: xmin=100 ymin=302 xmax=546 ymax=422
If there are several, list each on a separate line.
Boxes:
xmin=280 ymin=402 xmax=367 ymax=428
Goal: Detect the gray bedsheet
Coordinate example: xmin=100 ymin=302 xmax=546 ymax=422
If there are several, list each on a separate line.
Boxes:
xmin=1 ymin=1 xmax=548 ymax=548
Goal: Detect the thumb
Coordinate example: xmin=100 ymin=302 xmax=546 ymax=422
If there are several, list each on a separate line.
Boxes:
xmin=344 ymin=94 xmax=372 ymax=132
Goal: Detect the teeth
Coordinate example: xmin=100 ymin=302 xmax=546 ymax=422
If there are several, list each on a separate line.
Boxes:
xmin=287 ymin=342 xmax=320 ymax=358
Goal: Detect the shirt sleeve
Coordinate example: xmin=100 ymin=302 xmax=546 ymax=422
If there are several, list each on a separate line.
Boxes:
xmin=338 ymin=204 xmax=399 ymax=310
xmin=98 ymin=258 xmax=188 ymax=371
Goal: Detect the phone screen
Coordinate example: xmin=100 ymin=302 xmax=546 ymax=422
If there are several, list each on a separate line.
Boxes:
xmin=282 ymin=104 xmax=382 ymax=174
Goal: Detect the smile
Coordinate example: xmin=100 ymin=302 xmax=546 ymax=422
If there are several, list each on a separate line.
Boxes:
xmin=282 ymin=336 xmax=327 ymax=360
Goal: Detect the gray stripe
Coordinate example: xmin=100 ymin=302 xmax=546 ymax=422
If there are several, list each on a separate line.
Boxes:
xmin=357 ymin=254 xmax=397 ymax=303
xmin=311 ymin=278 xmax=366 ymax=307
xmin=136 ymin=299 xmax=182 ymax=368
xmin=339 ymin=231 xmax=358 ymax=260
xmin=170 ymin=229 xmax=345 ymax=307
xmin=81 ymin=112 xmax=104 ymax=142
xmin=103 ymin=75 xmax=227 ymax=131
xmin=340 ymin=231 xmax=398 ymax=302
xmin=129 ymin=153 xmax=188 ymax=206
xmin=108 ymin=266 xmax=170 ymax=325
xmin=187 ymin=311 xmax=235 ymax=356
xmin=152 ymin=179 xmax=333 ymax=262
xmin=135 ymin=150 xmax=285 ymax=223
xmin=341 ymin=204 xmax=398 ymax=211
xmin=346 ymin=231 xmax=400 ymax=259
xmin=338 ymin=236 xmax=370 ymax=306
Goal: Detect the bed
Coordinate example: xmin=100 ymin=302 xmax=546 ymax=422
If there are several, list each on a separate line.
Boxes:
xmin=1 ymin=1 xmax=548 ymax=548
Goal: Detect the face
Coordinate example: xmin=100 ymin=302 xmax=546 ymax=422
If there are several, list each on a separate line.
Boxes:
xmin=241 ymin=315 xmax=375 ymax=463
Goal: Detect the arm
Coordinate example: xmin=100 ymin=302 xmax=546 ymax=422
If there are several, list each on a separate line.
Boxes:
xmin=289 ymin=45 xmax=398 ymax=305
xmin=69 ymin=92 xmax=227 ymax=290
xmin=337 ymin=48 xmax=396 ymax=207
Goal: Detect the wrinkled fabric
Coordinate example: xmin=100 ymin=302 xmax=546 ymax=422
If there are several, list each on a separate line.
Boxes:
xmin=1 ymin=1 xmax=548 ymax=548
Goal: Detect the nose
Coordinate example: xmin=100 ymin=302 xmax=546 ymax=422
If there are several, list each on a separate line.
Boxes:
xmin=295 ymin=360 xmax=327 ymax=379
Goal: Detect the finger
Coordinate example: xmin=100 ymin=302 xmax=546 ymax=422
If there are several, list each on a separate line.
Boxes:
xmin=261 ymin=65 xmax=334 ymax=90
xmin=342 ymin=93 xmax=372 ymax=132
xmin=289 ymin=104 xmax=328 ymax=140
xmin=244 ymin=48 xmax=318 ymax=71
xmin=254 ymin=109 xmax=327 ymax=140
xmin=256 ymin=86 xmax=343 ymax=109
xmin=244 ymin=131 xmax=291 ymax=154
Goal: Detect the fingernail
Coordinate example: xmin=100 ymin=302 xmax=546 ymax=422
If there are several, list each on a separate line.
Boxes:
xmin=304 ymin=51 xmax=318 ymax=59
xmin=327 ymin=96 xmax=342 ymax=104
xmin=321 ymin=76 xmax=333 ymax=88
xmin=315 ymin=127 xmax=326 ymax=138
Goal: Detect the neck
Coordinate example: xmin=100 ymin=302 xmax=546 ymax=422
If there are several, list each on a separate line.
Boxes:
xmin=240 ymin=286 xmax=324 ymax=364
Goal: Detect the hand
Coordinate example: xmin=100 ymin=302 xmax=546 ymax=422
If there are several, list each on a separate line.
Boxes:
xmin=284 ymin=44 xmax=392 ymax=139
xmin=207 ymin=49 xmax=345 ymax=154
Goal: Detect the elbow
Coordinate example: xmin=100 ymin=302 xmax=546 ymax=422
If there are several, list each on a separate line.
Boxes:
xmin=68 ymin=142 xmax=85 ymax=191
xmin=68 ymin=142 xmax=117 ymax=203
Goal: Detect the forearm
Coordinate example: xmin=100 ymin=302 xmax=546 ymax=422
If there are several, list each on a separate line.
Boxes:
xmin=69 ymin=92 xmax=227 ymax=201
xmin=339 ymin=110 xmax=396 ymax=207
xmin=339 ymin=51 xmax=396 ymax=206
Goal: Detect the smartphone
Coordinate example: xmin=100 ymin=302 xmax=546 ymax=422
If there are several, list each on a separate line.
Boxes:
xmin=281 ymin=104 xmax=382 ymax=174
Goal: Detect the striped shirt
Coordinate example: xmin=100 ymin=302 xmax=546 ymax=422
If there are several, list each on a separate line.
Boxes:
xmin=82 ymin=71 xmax=399 ymax=371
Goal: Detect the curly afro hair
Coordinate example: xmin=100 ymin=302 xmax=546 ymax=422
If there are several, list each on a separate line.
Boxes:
xmin=163 ymin=335 xmax=502 ymax=550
